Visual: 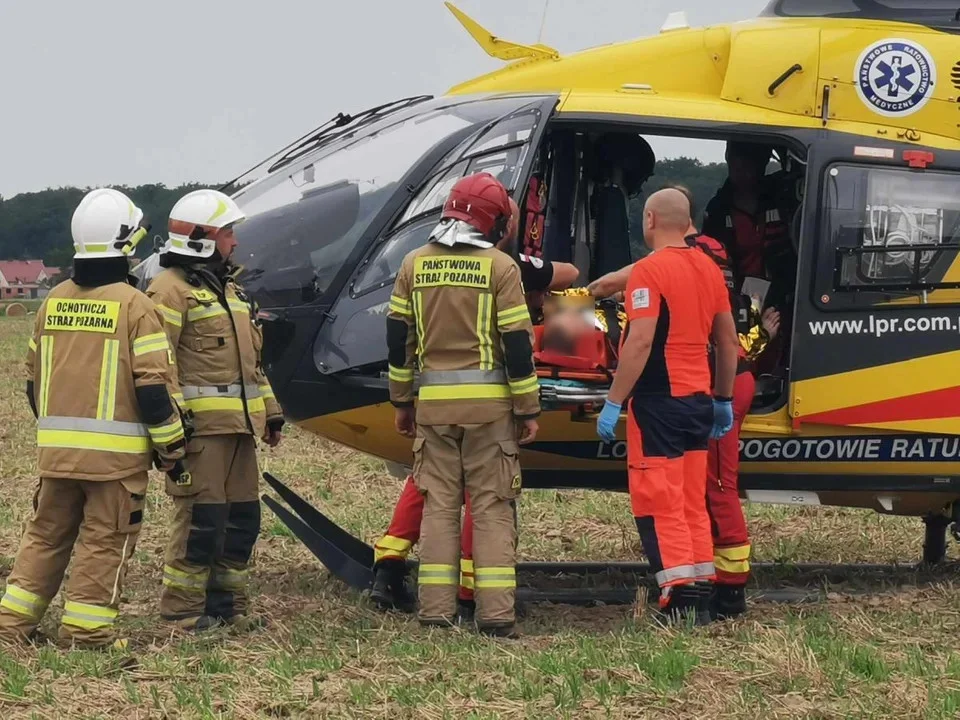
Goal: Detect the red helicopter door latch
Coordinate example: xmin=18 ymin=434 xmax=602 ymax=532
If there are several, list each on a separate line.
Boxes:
xmin=903 ymin=150 xmax=934 ymax=169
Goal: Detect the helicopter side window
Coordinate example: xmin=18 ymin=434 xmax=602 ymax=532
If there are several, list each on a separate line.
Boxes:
xmin=350 ymin=109 xmax=543 ymax=298
xmin=352 ymin=214 xmax=439 ymax=296
xmin=395 ymin=109 xmax=540 ymax=228
xmin=821 ymin=164 xmax=960 ymax=305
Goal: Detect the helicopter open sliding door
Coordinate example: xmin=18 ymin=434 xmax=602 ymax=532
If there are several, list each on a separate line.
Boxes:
xmin=790 ymin=136 xmax=960 ymax=442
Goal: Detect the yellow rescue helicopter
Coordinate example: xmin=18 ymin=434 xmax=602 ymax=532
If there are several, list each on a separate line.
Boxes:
xmin=228 ymin=0 xmax=960 ymax=590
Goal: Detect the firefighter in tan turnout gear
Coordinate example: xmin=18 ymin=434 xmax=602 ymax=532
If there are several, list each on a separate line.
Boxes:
xmin=388 ymin=173 xmax=539 ymax=637
xmin=147 ymin=189 xmax=284 ymax=631
xmin=0 ymin=189 xmax=185 ymax=649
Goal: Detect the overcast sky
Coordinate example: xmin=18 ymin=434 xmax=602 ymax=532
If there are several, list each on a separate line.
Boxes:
xmin=0 ymin=0 xmax=768 ymax=198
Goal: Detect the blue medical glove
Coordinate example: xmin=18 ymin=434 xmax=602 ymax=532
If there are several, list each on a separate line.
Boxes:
xmin=597 ymin=399 xmax=622 ymax=443
xmin=711 ymin=397 xmax=734 ymax=439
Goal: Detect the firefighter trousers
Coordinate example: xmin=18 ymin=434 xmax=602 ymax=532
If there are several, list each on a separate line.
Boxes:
xmin=374 ymin=476 xmax=476 ymax=600
xmin=627 ymin=395 xmax=715 ymax=607
xmin=0 ymin=474 xmax=147 ymax=647
xmin=415 ymin=413 xmax=520 ymax=628
xmin=160 ymin=434 xmax=260 ymax=623
xmin=706 ymin=370 xmax=754 ymax=585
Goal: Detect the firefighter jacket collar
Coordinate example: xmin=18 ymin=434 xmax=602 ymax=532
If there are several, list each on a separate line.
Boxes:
xmin=428 ymin=219 xmax=494 ymax=249
xmin=72 ymin=258 xmax=133 ymax=288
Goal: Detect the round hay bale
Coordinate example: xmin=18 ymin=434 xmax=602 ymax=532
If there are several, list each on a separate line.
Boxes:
xmin=4 ymin=303 xmax=27 ymax=317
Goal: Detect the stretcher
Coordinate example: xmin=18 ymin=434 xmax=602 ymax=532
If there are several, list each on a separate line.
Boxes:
xmin=532 ymin=322 xmax=616 ymax=411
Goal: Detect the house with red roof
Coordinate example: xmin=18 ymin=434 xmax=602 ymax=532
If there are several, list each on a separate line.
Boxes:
xmin=0 ymin=260 xmax=60 ymax=299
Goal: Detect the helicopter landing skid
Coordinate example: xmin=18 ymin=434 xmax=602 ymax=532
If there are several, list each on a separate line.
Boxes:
xmin=262 ymin=473 xmax=958 ymax=607
xmin=262 ymin=472 xmax=374 ymax=591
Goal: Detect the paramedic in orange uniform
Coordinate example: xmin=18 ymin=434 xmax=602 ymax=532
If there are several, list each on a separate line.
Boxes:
xmin=596 ymin=189 xmax=739 ymax=624
xmin=370 ymin=199 xmax=577 ymax=614
xmin=589 ymin=184 xmax=778 ymax=620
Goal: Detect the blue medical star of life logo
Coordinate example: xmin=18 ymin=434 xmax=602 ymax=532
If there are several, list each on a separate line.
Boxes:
xmin=855 ymin=38 xmax=937 ymax=118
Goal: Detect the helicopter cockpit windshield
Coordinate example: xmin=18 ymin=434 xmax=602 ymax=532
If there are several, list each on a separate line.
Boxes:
xmin=231 ymin=95 xmax=555 ymax=309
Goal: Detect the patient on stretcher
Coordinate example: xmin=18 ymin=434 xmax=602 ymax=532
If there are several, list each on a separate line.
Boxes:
xmin=533 ymin=289 xmax=626 ymax=380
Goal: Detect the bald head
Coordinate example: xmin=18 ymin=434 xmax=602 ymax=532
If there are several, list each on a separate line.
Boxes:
xmin=642 ymin=188 xmax=692 ymax=250
xmin=645 ymin=189 xmax=691 ymax=231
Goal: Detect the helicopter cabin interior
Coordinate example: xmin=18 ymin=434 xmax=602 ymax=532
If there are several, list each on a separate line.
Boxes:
xmin=339 ymin=111 xmax=810 ymax=417
xmin=515 ymin=123 xmax=807 ymax=418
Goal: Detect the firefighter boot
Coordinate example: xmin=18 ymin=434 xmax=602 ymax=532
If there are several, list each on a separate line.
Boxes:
xmin=479 ymin=623 xmax=521 ymax=639
xmin=694 ymin=581 xmax=715 ymax=626
xmin=370 ymin=559 xmax=415 ymax=612
xmin=654 ymin=584 xmax=704 ymax=627
xmin=457 ymin=598 xmax=476 ymax=623
xmin=711 ymin=583 xmax=747 ymax=621
xmin=170 ymin=615 xmax=224 ymax=633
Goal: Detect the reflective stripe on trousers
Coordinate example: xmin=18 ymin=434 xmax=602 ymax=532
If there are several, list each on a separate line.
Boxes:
xmin=715 ymin=545 xmax=751 ymax=575
xmin=418 ymin=564 xmax=458 ymax=586
xmin=374 ymin=535 xmax=413 ymax=564
xmin=210 ymin=568 xmax=248 ymax=591
xmin=459 ymin=559 xmax=475 ymax=590
xmin=62 ymin=600 xmax=118 ymax=630
xmin=693 ymin=561 xmax=716 ymax=580
xmin=163 ymin=565 xmax=210 ymax=593
xmin=474 ymin=566 xmax=516 ymax=590
xmin=655 ymin=564 xmax=697 ymax=588
xmin=0 ymin=584 xmax=48 ymax=620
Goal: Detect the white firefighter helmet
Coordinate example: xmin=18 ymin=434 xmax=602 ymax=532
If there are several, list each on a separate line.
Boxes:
xmin=70 ymin=188 xmax=144 ymax=259
xmin=164 ymin=189 xmax=245 ymax=260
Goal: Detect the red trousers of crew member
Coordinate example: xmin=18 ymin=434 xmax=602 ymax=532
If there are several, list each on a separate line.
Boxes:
xmin=626 ymin=395 xmax=716 ymax=607
xmin=706 ymin=370 xmax=754 ymax=585
xmin=373 ymin=477 xmax=475 ymax=601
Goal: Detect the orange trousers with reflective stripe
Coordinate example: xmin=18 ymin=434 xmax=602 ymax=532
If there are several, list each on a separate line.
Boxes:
xmin=376 ymin=477 xmax=475 ymax=600
xmin=627 ymin=399 xmax=715 ymax=606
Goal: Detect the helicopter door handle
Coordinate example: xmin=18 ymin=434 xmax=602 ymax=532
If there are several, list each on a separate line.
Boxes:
xmin=768 ymin=64 xmax=802 ymax=97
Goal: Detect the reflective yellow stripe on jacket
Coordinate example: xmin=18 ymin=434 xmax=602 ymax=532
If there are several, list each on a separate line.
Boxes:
xmin=97 ymin=339 xmax=120 ymax=421
xmin=412 ymin=291 xmax=425 ymax=366
xmin=157 ymin=304 xmax=183 ymax=328
xmin=497 ymin=304 xmax=529 ymax=329
xmin=132 ymin=332 xmax=169 ymax=357
xmin=418 ymin=369 xmax=510 ymax=402
xmin=37 ymin=417 xmax=151 ymax=454
xmin=179 ymin=384 xmax=265 ymax=414
xmin=187 ymin=304 xmax=228 ymax=322
xmin=389 ymin=295 xmax=412 ymax=317
xmin=38 ymin=336 xmax=54 ymax=417
xmin=148 ymin=419 xmax=185 ymax=446
xmin=476 ymin=292 xmax=494 ymax=370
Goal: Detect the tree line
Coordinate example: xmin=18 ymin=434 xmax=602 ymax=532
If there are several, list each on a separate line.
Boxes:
xmin=0 ymin=183 xmax=222 ymax=268
xmin=0 ymin=157 xmax=729 ymax=268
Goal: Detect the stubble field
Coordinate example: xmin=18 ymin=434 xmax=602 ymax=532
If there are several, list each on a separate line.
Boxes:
xmin=0 ymin=315 xmax=959 ymax=719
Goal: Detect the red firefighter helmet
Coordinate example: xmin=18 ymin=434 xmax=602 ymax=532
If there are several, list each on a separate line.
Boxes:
xmin=687 ymin=233 xmax=735 ymax=290
xmin=441 ymin=172 xmax=512 ymax=239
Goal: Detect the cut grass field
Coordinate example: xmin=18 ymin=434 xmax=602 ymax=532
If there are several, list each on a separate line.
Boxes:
xmin=0 ymin=315 xmax=959 ymax=719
